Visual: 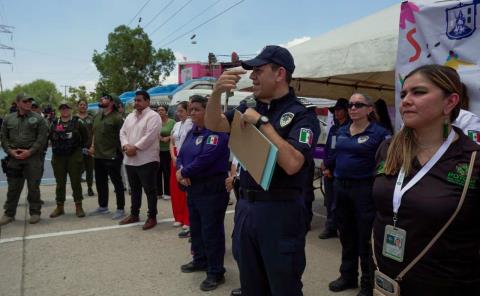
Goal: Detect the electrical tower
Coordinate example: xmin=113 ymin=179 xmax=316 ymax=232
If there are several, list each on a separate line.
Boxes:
xmin=0 ymin=24 xmax=14 ymax=92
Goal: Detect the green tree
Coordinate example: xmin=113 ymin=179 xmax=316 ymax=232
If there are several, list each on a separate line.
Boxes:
xmin=92 ymin=25 xmax=175 ymax=95
xmin=0 ymin=79 xmax=63 ymax=115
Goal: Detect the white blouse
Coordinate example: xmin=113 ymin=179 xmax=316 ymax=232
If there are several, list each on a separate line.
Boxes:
xmin=171 ymin=118 xmax=193 ymax=153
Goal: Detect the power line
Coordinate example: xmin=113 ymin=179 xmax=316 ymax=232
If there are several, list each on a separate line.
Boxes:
xmin=143 ymin=0 xmax=176 ymax=29
xmin=149 ymin=0 xmax=194 ymax=35
xmin=158 ymin=0 xmax=246 ymax=48
xmin=156 ymin=0 xmax=222 ymax=45
xmin=127 ymin=0 xmax=152 ymax=26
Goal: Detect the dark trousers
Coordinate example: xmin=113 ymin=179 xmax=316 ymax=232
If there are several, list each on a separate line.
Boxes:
xmin=323 ymin=176 xmax=337 ymax=232
xmin=187 ymin=175 xmax=229 ymax=279
xmin=334 ymin=178 xmax=375 ymax=288
xmin=82 ymin=154 xmax=94 ymax=189
xmin=303 ymin=163 xmax=315 ymax=231
xmin=52 ymin=149 xmax=84 ymax=204
xmin=157 ymin=150 xmax=171 ymax=196
xmin=94 ymin=158 xmax=125 ymax=209
xmin=126 ymin=162 xmax=159 ymax=218
xmin=233 ymin=198 xmax=307 ymax=296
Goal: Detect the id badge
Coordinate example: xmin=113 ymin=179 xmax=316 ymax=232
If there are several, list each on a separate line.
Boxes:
xmin=382 ymin=225 xmax=406 ymax=262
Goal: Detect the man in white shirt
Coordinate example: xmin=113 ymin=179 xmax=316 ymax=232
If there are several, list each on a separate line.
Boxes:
xmin=119 ymin=90 xmax=162 ymax=230
xmin=453 ymin=109 xmax=480 ymax=144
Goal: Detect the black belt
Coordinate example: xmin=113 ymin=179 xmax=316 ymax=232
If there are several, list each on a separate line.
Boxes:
xmin=240 ymin=188 xmax=300 ymax=202
xmin=336 ymin=177 xmax=374 ymax=187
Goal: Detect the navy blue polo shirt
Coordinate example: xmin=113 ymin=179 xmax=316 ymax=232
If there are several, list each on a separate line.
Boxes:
xmin=177 ymin=125 xmax=229 ymax=179
xmin=333 ymin=122 xmax=390 ymax=179
xmin=225 ymin=88 xmax=320 ymax=192
xmin=323 ymin=119 xmax=351 ymax=170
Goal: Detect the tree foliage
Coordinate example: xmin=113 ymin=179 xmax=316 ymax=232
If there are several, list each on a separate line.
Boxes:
xmin=92 ymin=25 xmax=176 ymax=95
xmin=0 ymin=79 xmax=63 ymax=115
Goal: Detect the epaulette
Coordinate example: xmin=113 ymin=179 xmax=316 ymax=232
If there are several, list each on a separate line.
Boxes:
xmin=297 ymin=97 xmax=316 ymax=110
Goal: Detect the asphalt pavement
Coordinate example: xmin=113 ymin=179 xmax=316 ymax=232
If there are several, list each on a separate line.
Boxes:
xmin=0 ymin=179 xmax=359 ymax=296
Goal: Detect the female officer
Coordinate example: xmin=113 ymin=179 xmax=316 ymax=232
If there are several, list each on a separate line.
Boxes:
xmin=373 ymin=65 xmax=480 ymax=295
xmin=328 ymin=93 xmax=390 ymax=296
xmin=176 ymin=95 xmax=229 ymax=292
xmin=157 ymin=105 xmax=175 ymax=200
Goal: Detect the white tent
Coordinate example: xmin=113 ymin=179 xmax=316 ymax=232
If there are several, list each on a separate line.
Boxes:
xmin=289 ymin=4 xmax=400 ymax=104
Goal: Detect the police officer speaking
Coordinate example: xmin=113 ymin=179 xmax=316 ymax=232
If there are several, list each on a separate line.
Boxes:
xmin=0 ymin=94 xmax=48 ymax=226
xmin=49 ymin=101 xmax=89 ymax=219
xmin=205 ymin=45 xmax=320 ymax=296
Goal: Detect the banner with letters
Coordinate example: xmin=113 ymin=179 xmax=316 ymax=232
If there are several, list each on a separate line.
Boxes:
xmin=395 ymin=0 xmax=480 ymax=129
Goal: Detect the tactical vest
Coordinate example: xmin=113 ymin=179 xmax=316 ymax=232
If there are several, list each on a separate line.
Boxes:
xmin=51 ymin=117 xmax=80 ymax=155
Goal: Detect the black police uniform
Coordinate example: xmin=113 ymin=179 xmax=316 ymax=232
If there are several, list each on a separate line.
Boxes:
xmin=225 ymin=88 xmax=320 ymax=296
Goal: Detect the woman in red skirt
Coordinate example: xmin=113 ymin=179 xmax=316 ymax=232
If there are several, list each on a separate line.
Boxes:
xmin=170 ymin=101 xmax=193 ymax=238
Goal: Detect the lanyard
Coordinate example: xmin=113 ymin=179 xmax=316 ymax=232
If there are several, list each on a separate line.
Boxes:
xmin=392 ymin=129 xmax=455 ymax=226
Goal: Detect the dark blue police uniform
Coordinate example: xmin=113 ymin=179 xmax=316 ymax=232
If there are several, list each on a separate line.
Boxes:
xmin=177 ymin=126 xmax=230 ymax=281
xmin=226 ymin=88 xmax=320 ymax=296
xmin=332 ymin=122 xmax=390 ymax=290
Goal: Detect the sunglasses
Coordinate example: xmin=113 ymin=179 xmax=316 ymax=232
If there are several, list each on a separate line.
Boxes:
xmin=348 ymin=102 xmax=370 ymax=109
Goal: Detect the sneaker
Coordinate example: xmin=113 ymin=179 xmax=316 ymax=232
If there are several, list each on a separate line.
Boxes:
xmin=0 ymin=214 xmax=15 ymax=226
xmin=328 ymin=277 xmax=358 ymax=292
xmin=200 ymin=275 xmax=225 ymax=291
xmin=173 ymin=221 xmax=182 ymax=227
xmin=162 ymin=195 xmax=171 ymax=200
xmin=119 ymin=215 xmax=140 ymax=225
xmin=180 ymin=261 xmax=207 ymax=273
xmin=87 ymin=188 xmax=95 ymax=196
xmin=29 ymin=214 xmax=41 ymax=224
xmin=178 ymin=229 xmax=190 ymax=238
xmin=112 ymin=209 xmax=126 ymax=220
xmin=89 ymin=207 xmax=110 ymax=216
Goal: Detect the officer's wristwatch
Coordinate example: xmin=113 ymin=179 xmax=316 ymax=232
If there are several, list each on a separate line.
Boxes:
xmin=255 ymin=115 xmax=269 ymax=129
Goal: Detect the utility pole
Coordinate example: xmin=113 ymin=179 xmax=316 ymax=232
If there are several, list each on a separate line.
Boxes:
xmin=60 ymin=85 xmax=72 ymax=100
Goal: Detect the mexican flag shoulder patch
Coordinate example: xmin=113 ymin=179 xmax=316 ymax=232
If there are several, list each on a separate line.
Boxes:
xmin=206 ymin=135 xmax=219 ymax=145
xmin=299 ymin=128 xmax=313 ymax=146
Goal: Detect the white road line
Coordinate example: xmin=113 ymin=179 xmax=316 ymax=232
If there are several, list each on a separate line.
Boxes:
xmin=0 ymin=210 xmax=236 ymax=245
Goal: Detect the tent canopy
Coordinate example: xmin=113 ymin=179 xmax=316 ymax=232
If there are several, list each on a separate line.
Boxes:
xmin=289 ymin=3 xmax=400 ymax=104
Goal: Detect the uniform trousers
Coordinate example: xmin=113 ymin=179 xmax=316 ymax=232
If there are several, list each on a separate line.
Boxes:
xmin=94 ymin=158 xmax=125 ymax=210
xmin=233 ymin=197 xmax=307 ymax=296
xmin=82 ymin=154 xmax=94 ymax=189
xmin=323 ymin=176 xmax=337 ymax=232
xmin=125 ymin=161 xmax=159 ymax=218
xmin=334 ymin=178 xmax=375 ymax=288
xmin=4 ymin=153 xmax=44 ymax=217
xmin=52 ymin=149 xmax=84 ymax=204
xmin=186 ymin=175 xmax=229 ymax=279
xmin=157 ymin=150 xmax=171 ymax=196
xmin=169 ymin=159 xmax=189 ymax=226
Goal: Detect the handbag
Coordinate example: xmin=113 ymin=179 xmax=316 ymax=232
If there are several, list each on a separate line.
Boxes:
xmin=372 ymin=151 xmax=477 ymax=296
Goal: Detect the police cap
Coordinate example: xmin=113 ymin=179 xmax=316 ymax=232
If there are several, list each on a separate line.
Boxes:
xmin=241 ymin=45 xmax=295 ymax=74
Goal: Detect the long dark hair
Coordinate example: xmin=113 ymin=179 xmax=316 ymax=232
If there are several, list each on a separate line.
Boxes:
xmin=374 ymin=98 xmax=394 ymax=134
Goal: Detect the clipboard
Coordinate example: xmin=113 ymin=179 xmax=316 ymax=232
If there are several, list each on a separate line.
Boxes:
xmin=228 ymin=110 xmax=278 ymax=190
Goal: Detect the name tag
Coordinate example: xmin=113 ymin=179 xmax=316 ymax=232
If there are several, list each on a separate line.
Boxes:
xmin=382 ymin=225 xmax=406 ymax=262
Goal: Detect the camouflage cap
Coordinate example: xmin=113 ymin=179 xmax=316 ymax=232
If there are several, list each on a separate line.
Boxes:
xmin=16 ymin=93 xmax=34 ymax=101
xmin=58 ymin=100 xmax=72 ymax=109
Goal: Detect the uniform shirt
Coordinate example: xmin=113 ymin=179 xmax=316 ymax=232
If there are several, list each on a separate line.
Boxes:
xmin=171 ymin=118 xmax=193 ymax=153
xmin=323 ymin=119 xmax=351 ymax=171
xmin=0 ymin=111 xmax=48 ymax=156
xmin=92 ymin=110 xmax=124 ymax=160
xmin=453 ymin=109 xmax=480 ymax=144
xmin=224 ymin=88 xmax=320 ymax=193
xmin=333 ymin=122 xmax=390 ymax=179
xmin=177 ymin=126 xmax=229 ymax=180
xmin=120 ymin=107 xmax=162 ymax=166
xmin=78 ymin=113 xmax=94 ymax=148
xmin=159 ymin=118 xmax=175 ymax=152
xmin=373 ymin=127 xmax=480 ymax=286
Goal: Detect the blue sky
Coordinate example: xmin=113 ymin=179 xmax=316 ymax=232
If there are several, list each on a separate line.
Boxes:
xmin=0 ymin=0 xmax=400 ymax=93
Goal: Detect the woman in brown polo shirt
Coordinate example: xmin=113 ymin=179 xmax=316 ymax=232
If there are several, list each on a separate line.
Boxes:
xmin=373 ymin=64 xmax=480 ymax=295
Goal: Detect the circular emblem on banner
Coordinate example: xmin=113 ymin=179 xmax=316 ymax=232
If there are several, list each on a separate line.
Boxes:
xmin=195 ymin=136 xmax=204 ymax=146
xmin=358 ymin=135 xmax=369 ymax=144
xmin=28 ymin=117 xmax=38 ymax=124
xmin=280 ymin=112 xmax=295 ymax=127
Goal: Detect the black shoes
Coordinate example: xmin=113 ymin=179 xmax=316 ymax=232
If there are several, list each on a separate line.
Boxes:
xmin=180 ymin=261 xmax=207 ymax=273
xmin=329 ymin=276 xmax=358 ymax=292
xmin=231 ymin=287 xmax=242 ymax=296
xmin=200 ymin=275 xmax=225 ymax=291
xmin=319 ymin=229 xmax=338 ymax=239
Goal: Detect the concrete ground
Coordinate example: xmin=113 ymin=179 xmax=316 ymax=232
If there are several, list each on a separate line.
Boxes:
xmin=0 ymin=180 xmax=359 ymax=296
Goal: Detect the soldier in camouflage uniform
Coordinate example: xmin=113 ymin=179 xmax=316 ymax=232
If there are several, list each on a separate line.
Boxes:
xmin=77 ymin=99 xmax=95 ymax=196
xmin=49 ymin=101 xmax=88 ymax=218
xmin=0 ymin=94 xmax=48 ymax=226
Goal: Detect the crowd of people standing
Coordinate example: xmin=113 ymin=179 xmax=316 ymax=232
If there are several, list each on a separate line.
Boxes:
xmin=1 ymin=44 xmax=480 ymax=296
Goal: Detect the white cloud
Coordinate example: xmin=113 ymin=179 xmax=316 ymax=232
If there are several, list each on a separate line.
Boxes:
xmin=78 ymin=80 xmax=98 ymax=93
xmin=162 ymin=51 xmax=186 ymax=85
xmin=280 ymin=36 xmax=311 ymax=48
